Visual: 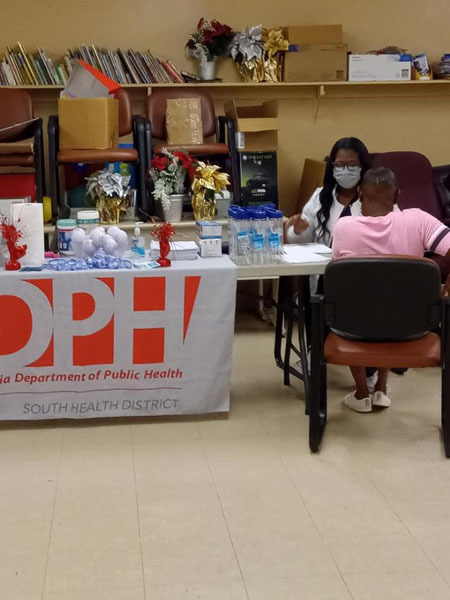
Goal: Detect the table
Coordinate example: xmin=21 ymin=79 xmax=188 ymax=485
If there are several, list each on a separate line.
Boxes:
xmin=237 ymin=259 xmax=329 ymax=402
xmin=0 ymin=257 xmax=236 ymax=420
xmin=0 ymin=253 xmax=329 ymax=421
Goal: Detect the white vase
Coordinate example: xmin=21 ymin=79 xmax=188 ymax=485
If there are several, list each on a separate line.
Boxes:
xmin=158 ymin=194 xmax=187 ymax=223
xmin=199 ymin=58 xmax=216 ymax=81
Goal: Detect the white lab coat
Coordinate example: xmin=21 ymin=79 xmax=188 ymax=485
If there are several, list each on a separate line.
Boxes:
xmin=286 ymin=186 xmax=363 ymax=248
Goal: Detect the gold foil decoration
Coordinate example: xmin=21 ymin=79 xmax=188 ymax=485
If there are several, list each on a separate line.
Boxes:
xmin=191 ymin=161 xmax=230 ymax=221
xmin=262 ymin=28 xmax=289 ymax=58
xmin=96 ymin=193 xmax=129 ymax=225
xmin=234 ymin=27 xmax=288 ymax=82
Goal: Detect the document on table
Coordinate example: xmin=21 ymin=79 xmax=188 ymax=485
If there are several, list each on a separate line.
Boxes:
xmin=282 ymin=244 xmax=331 ymax=264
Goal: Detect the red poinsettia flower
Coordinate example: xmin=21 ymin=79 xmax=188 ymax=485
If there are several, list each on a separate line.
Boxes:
xmin=173 ymin=151 xmax=197 ymax=179
xmin=151 ymin=155 xmax=168 ymax=171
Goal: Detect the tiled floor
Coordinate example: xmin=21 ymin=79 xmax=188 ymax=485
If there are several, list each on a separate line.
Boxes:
xmin=1 ymin=311 xmax=450 ymax=599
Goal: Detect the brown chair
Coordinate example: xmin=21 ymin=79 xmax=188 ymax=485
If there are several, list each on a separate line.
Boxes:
xmin=0 ymin=88 xmax=45 ymax=202
xmin=48 ymin=89 xmax=146 ymax=219
xmin=309 ymin=256 xmax=450 ymax=456
xmin=144 ymin=88 xmax=240 ymax=207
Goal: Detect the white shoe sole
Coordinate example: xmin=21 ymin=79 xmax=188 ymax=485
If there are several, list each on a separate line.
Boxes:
xmin=343 ymin=393 xmax=372 ymax=413
xmin=372 ymin=391 xmax=391 ymax=408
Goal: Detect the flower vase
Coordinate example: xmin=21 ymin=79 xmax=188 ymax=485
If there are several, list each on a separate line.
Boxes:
xmin=192 ymin=192 xmax=216 ymax=221
xmin=199 ymin=58 xmax=216 ymax=81
xmin=158 ymin=194 xmax=186 ymax=223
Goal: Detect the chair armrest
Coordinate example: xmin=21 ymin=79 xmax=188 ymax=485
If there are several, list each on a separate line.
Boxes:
xmin=48 ymin=115 xmax=59 ymax=147
xmin=441 ymin=297 xmax=450 ymax=364
xmin=217 ymin=115 xmax=237 ymax=148
xmin=144 ymin=119 xmax=152 ymax=170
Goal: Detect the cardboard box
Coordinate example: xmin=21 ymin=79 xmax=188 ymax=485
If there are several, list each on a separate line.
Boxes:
xmin=166 ymin=97 xmax=203 ymax=146
xmin=239 ymin=151 xmax=278 ymax=206
xmin=224 ymin=100 xmax=278 ymax=151
xmin=283 ymin=24 xmax=343 ymax=45
xmin=296 ymin=158 xmax=326 ymax=213
xmin=348 ymin=54 xmax=412 ymax=81
xmin=284 ymin=44 xmax=348 ymax=81
xmin=58 ymin=98 xmax=119 ymax=150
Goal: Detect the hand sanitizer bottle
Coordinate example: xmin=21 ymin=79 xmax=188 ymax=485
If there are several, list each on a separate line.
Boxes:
xmin=131 ymin=226 xmax=145 ymax=258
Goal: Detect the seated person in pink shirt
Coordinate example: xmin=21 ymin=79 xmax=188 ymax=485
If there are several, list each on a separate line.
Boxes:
xmin=332 ymin=166 xmax=450 ymax=413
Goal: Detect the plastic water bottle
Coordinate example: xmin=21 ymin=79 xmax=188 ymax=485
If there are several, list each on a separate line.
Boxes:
xmin=266 ymin=208 xmax=284 ymax=263
xmin=235 ymin=209 xmax=251 ymax=265
xmin=227 ymin=206 xmax=238 ymax=263
xmin=249 ymin=208 xmax=266 ymax=265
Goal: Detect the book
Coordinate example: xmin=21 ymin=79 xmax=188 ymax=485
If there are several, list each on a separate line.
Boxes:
xmin=39 ymin=48 xmax=52 ymax=83
xmin=167 ymin=59 xmax=185 ymax=83
xmin=6 ymin=48 xmax=24 ymax=84
xmin=118 ymin=48 xmax=139 ymax=83
xmin=17 ymin=42 xmax=39 ymax=85
xmin=181 ymin=70 xmax=201 ymax=82
xmin=127 ymin=49 xmax=148 ymax=83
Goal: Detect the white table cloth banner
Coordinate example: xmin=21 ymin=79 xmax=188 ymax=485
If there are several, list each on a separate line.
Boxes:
xmin=0 ymin=257 xmax=237 ymax=420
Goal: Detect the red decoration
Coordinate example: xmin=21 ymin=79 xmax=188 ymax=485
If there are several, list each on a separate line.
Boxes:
xmin=152 ymin=222 xmax=175 ymax=267
xmin=0 ymin=218 xmax=27 ymax=271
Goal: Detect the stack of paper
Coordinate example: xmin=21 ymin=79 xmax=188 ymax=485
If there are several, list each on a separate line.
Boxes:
xmin=282 ymin=244 xmax=330 ymax=264
xmin=150 ymin=240 xmax=198 ymax=261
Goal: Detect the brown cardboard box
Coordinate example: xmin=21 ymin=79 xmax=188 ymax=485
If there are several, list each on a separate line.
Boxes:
xmin=58 ymin=98 xmax=119 ymax=149
xmin=284 ymin=44 xmax=348 ymax=82
xmin=166 ymin=98 xmax=203 ymax=146
xmin=296 ymin=158 xmax=326 ymax=213
xmin=224 ymin=100 xmax=278 ymax=151
xmin=284 ymin=24 xmax=343 ymax=45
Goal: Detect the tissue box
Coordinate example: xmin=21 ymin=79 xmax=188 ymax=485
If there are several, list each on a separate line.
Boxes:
xmin=196 ymin=221 xmax=223 ymax=239
xmin=199 ymin=238 xmax=222 ymax=257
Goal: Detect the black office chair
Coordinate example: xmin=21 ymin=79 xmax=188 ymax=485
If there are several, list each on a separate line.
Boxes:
xmin=309 ymin=256 xmax=450 ymax=456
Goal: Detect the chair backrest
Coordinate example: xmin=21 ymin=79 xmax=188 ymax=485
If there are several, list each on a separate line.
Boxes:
xmin=0 ymin=88 xmax=33 ymax=142
xmin=145 ymin=89 xmax=216 ymax=140
xmin=118 ymin=88 xmax=132 ymax=137
xmin=323 ymin=256 xmax=441 ymax=342
xmin=372 ymin=151 xmax=444 ymax=221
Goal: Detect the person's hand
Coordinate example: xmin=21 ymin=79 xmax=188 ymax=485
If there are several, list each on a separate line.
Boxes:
xmin=286 ymin=213 xmax=308 ymax=235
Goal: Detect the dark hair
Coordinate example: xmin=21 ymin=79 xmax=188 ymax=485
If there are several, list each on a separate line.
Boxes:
xmin=361 ymin=166 xmax=397 ymax=188
xmin=317 ymin=137 xmax=372 ymax=240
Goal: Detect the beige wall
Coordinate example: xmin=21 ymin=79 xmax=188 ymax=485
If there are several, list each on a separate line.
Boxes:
xmin=2 ymin=1 xmax=450 ymax=213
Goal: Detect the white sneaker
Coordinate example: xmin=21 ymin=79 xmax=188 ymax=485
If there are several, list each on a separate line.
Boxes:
xmin=343 ymin=392 xmax=372 ymax=413
xmin=372 ymin=390 xmax=391 ymax=408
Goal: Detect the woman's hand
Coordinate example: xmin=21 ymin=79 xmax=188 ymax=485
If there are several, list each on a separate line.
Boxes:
xmin=286 ymin=214 xmax=308 ymax=235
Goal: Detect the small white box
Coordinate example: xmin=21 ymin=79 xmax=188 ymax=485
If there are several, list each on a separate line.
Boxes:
xmin=199 ymin=238 xmax=222 ymax=257
xmin=348 ymin=54 xmax=412 ymax=82
xmin=196 ymin=220 xmax=223 ymax=239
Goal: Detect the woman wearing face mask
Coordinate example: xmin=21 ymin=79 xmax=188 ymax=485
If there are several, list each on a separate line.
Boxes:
xmin=286 ymin=137 xmax=372 ymax=246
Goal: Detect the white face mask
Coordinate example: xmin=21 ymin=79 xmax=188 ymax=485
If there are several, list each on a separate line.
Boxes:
xmin=333 ymin=166 xmax=362 ymax=189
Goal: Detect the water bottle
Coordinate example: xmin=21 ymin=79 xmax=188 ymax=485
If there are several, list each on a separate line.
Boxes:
xmin=235 ymin=209 xmax=251 ymax=266
xmin=250 ymin=208 xmax=266 ymax=265
xmin=227 ymin=206 xmax=238 ymax=263
xmin=266 ymin=208 xmax=284 ymax=263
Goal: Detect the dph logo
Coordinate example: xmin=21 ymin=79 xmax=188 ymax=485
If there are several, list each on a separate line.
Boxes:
xmin=0 ymin=274 xmax=200 ymax=368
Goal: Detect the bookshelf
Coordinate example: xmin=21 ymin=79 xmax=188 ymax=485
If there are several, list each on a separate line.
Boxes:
xmin=4 ymin=79 xmax=450 ymax=102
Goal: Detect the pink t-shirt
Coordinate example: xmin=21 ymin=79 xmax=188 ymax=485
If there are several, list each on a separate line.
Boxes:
xmin=332 ymin=208 xmax=450 ymax=259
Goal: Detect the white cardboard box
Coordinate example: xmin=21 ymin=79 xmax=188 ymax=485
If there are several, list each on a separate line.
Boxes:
xmin=348 ymin=54 xmax=411 ymax=81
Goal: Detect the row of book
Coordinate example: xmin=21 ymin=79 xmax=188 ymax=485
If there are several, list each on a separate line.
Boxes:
xmin=0 ymin=43 xmax=201 ymax=86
